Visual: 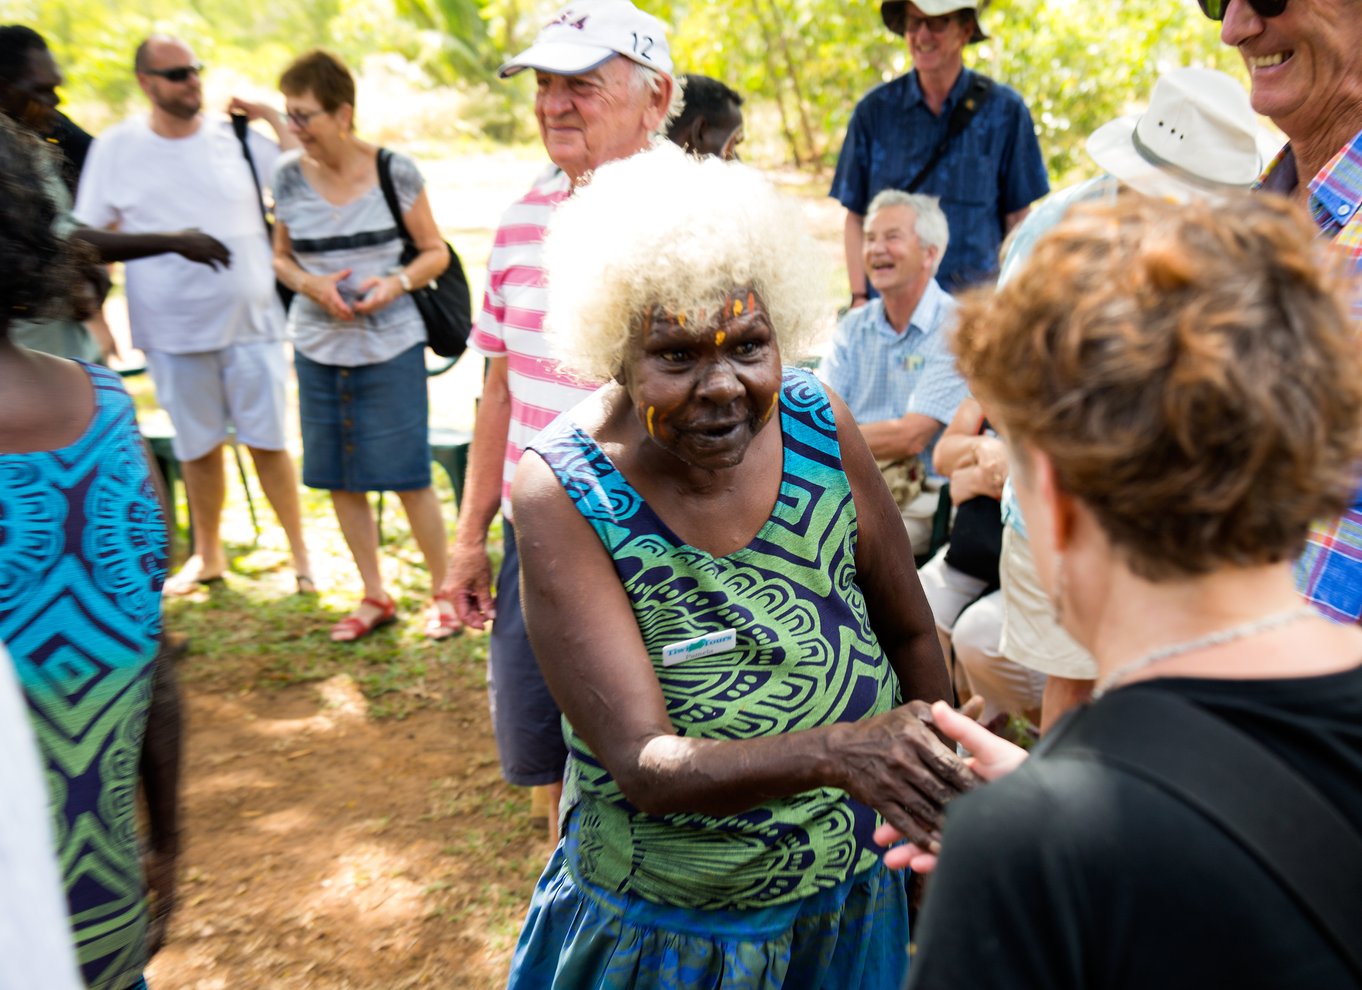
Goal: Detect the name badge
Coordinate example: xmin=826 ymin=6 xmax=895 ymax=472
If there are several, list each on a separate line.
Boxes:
xmin=662 ymin=628 xmax=737 ymax=667
xmin=903 ymin=354 xmax=926 ymax=372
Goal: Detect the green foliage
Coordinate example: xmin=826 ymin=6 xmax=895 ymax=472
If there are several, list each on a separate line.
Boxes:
xmin=6 ymin=0 xmax=1253 ymax=177
xmin=671 ymin=0 xmax=1247 ymax=181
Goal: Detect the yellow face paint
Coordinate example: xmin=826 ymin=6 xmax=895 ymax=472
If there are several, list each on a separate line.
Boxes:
xmin=762 ymin=391 xmax=779 ymax=422
xmin=715 ymin=330 xmax=726 ymax=347
xmin=732 ymin=297 xmax=744 ymax=317
xmin=646 ymin=405 xmax=657 ymax=438
xmin=677 ymin=311 xmax=686 ymax=328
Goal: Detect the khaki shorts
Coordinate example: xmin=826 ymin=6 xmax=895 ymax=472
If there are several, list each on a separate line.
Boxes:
xmin=998 ymin=526 xmax=1097 ymax=679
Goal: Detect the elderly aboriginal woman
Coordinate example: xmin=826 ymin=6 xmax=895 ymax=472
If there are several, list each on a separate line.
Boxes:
xmin=879 ymin=194 xmax=1362 ymax=989
xmin=504 ymin=145 xmax=970 ymax=989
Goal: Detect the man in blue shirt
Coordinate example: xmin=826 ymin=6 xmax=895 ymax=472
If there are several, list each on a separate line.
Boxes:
xmin=830 ymin=0 xmax=1048 ymax=296
xmin=820 ymin=190 xmax=968 ymax=555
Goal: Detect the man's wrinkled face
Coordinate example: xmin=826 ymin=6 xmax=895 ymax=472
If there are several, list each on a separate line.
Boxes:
xmin=0 ymin=47 xmax=61 ymax=130
xmin=1219 ymin=0 xmax=1362 ymax=140
xmin=863 ymin=205 xmax=936 ymax=298
xmin=534 ymin=56 xmax=664 ymax=182
xmin=904 ymin=3 xmax=971 ymax=77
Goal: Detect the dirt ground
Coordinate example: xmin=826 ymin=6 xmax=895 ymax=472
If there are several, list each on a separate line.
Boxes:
xmin=147 ymin=664 xmax=545 ymax=990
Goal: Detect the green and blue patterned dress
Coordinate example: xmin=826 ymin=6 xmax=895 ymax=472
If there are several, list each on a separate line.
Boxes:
xmin=0 ymin=362 xmax=167 ymax=990
xmin=509 ymin=368 xmax=909 ymax=989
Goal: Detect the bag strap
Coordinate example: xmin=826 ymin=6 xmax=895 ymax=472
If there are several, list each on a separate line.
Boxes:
xmin=1052 ymin=688 xmax=1362 ymax=980
xmin=904 ymin=71 xmax=994 ymax=193
xmin=230 ymin=114 xmax=273 ymax=235
xmin=376 ymin=148 xmax=415 ymax=247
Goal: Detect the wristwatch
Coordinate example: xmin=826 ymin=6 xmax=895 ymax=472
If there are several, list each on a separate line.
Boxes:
xmin=397 ymin=270 xmax=413 ymax=293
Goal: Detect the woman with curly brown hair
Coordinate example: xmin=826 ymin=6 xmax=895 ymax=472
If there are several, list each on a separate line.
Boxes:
xmin=881 ymin=193 xmax=1362 ymax=989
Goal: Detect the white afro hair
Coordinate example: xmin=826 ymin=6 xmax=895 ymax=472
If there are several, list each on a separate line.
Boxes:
xmin=543 ymin=143 xmax=832 ymax=382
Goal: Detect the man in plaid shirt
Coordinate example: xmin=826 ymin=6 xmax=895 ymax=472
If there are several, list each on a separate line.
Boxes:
xmin=1206 ymin=0 xmax=1362 ymax=621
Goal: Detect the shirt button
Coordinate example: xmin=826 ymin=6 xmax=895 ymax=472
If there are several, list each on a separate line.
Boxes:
xmin=340 ymin=369 xmax=350 ymax=378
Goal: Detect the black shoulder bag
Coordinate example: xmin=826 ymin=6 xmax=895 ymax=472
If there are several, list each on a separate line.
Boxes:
xmin=229 ymin=113 xmax=294 ymax=312
xmin=376 ymin=148 xmax=472 ymax=360
xmin=904 ymin=72 xmax=995 ymax=193
xmin=943 ymin=417 xmax=1003 ymax=590
xmin=1053 ymin=688 xmax=1362 ymax=982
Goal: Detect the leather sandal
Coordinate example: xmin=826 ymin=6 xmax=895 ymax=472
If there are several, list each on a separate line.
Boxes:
xmin=426 ymin=588 xmax=462 ymax=641
xmin=330 ymin=596 xmax=397 ymax=643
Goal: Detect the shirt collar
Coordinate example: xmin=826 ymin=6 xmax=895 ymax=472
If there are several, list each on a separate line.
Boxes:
xmin=1308 ymin=126 xmax=1362 ymax=235
xmin=870 ymin=279 xmax=947 ymax=340
xmin=1257 ymin=127 xmax=1362 ymax=235
xmin=905 ymin=66 xmax=973 ymax=114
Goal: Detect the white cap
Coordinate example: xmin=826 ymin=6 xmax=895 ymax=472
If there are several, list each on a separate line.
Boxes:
xmin=1087 ymin=67 xmax=1281 ymax=203
xmin=499 ymin=0 xmax=673 ymax=80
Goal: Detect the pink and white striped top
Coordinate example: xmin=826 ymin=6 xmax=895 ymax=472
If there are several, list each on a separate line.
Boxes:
xmin=469 ymin=169 xmax=600 ymax=520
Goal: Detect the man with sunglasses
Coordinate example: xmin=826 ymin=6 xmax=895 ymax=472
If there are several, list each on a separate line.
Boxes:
xmin=0 ymin=25 xmax=240 ymax=364
xmin=1200 ymin=0 xmax=1362 ymax=624
xmin=830 ymin=0 xmax=1048 ymax=298
xmin=75 ymin=35 xmax=315 ymax=599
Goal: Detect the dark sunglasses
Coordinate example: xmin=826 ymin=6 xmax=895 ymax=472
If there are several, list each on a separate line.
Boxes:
xmin=904 ymin=12 xmax=963 ymax=34
xmin=141 ymin=62 xmax=203 ymax=83
xmin=1197 ymin=0 xmax=1288 ymax=20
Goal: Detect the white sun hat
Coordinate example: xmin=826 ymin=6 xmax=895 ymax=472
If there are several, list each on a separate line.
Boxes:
xmin=1087 ymin=67 xmax=1282 ymax=202
xmin=499 ymin=0 xmax=673 ymax=80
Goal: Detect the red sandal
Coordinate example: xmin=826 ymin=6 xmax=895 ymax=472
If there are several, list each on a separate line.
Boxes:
xmin=330 ymin=596 xmax=397 ymax=643
xmin=426 ymin=588 xmax=462 ymax=641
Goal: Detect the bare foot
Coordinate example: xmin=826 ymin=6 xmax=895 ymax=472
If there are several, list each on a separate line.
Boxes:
xmin=164 ymin=555 xmax=226 ymax=597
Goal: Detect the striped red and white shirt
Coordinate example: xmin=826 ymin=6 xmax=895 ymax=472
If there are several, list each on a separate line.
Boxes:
xmin=469 ymin=169 xmax=599 ymax=520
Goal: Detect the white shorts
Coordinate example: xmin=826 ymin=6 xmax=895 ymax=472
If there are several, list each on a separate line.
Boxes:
xmin=918 ymin=547 xmax=990 ymax=633
xmin=144 ymin=341 xmax=289 ymax=462
xmin=998 ymin=526 xmax=1097 ymax=679
xmin=953 ymin=590 xmax=1046 ymax=722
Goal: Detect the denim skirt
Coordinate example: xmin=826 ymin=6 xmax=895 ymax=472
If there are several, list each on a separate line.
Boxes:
xmin=295 ymin=342 xmax=431 ymax=492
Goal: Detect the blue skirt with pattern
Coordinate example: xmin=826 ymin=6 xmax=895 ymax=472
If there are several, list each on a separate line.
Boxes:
xmin=507 ymin=817 xmax=910 ymax=990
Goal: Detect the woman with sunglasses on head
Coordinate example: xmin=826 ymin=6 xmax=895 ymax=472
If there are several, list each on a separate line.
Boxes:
xmin=271 ymin=49 xmax=458 ymax=642
xmin=882 ymin=194 xmax=1362 ymax=989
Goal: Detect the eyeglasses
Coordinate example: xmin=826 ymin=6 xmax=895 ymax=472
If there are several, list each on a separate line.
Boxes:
xmin=285 ymin=108 xmax=326 ymax=129
xmin=141 ymin=62 xmax=203 ymax=83
xmin=904 ymin=12 xmax=962 ymax=34
xmin=1197 ymin=0 xmax=1288 ymax=20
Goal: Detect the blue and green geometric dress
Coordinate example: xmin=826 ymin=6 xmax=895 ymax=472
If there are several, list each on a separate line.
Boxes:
xmin=510 ymin=368 xmax=910 ymax=989
xmin=0 ymin=362 xmax=167 ymax=990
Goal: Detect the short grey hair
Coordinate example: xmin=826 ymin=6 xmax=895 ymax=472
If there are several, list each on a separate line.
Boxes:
xmin=866 ymin=190 xmax=950 ymax=273
xmin=630 ymin=60 xmax=683 ymax=136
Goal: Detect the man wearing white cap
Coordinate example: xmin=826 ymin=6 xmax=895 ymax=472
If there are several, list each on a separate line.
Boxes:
xmin=830 ymin=0 xmax=1048 ymax=296
xmin=930 ymin=68 xmax=1277 ymax=735
xmin=441 ymin=0 xmax=675 ymax=844
xmin=1198 ymin=0 xmax=1362 ymax=624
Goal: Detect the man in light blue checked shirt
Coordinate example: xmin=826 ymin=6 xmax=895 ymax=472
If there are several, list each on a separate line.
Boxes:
xmin=819 ymin=190 xmax=968 ymax=555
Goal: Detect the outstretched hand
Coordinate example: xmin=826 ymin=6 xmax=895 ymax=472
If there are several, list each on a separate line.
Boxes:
xmin=173 ymin=230 xmax=231 ymax=270
xmin=874 ymin=700 xmax=1030 ymax=872
xmin=834 ymin=700 xmax=979 ymax=854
